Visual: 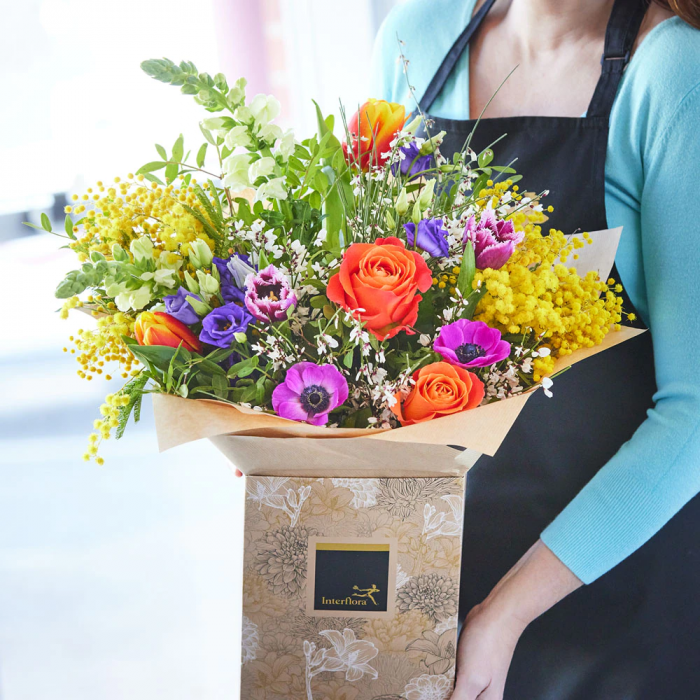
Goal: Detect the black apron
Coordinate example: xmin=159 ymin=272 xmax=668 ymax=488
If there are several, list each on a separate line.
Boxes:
xmin=419 ymin=0 xmax=700 ymax=697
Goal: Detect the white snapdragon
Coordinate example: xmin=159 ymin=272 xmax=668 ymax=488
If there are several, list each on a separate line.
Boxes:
xmin=276 ymin=129 xmax=296 ymax=161
xmin=248 ymin=93 xmax=281 ymax=127
xmin=223 ymin=153 xmax=253 ymax=191
xmin=258 ymin=123 xmax=283 ymax=144
xmin=224 ymin=125 xmax=253 ymax=150
xmin=248 ymin=156 xmax=276 ymax=182
xmin=255 ymin=177 xmax=288 ymax=202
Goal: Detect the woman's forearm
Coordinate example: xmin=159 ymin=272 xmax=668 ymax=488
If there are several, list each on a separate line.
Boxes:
xmin=476 ymin=539 xmax=582 ymax=629
xmin=452 ymin=540 xmax=583 ymax=699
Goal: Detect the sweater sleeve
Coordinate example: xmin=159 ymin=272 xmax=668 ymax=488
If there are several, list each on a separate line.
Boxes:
xmin=541 ymin=81 xmax=700 ymax=583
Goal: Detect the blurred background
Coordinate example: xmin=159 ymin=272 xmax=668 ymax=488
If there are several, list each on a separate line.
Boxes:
xmin=0 ymin=1 xmax=398 ymax=697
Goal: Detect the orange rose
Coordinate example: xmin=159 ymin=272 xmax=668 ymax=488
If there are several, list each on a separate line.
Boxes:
xmin=134 ymin=311 xmax=202 ymax=353
xmin=327 ymin=237 xmax=432 ymax=340
xmin=344 ymin=99 xmax=406 ymax=171
xmin=391 ymin=362 xmax=485 ymax=425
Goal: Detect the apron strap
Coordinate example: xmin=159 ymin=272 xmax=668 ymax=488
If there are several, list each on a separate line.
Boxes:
xmin=587 ymin=0 xmax=649 ymax=118
xmin=418 ymin=0 xmax=497 ymax=113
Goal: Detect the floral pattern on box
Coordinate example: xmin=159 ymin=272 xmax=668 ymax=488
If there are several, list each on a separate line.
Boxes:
xmin=241 ymin=476 xmax=464 ymax=700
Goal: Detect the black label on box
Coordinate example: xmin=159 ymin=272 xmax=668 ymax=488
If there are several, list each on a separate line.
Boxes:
xmin=312 ymin=542 xmax=391 ymax=613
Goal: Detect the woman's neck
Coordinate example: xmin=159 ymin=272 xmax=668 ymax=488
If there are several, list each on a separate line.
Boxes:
xmin=504 ymin=0 xmax=614 ymax=54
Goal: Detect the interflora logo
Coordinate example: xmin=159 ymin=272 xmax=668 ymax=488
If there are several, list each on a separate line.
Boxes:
xmin=321 ymin=583 xmax=381 ymax=607
xmin=309 ymin=538 xmax=396 ymax=617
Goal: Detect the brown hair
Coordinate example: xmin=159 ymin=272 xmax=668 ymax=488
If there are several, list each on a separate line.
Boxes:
xmin=654 ymin=0 xmax=700 ymax=29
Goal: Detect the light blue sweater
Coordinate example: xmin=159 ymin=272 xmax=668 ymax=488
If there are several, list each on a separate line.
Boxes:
xmin=372 ymin=0 xmax=700 ymax=584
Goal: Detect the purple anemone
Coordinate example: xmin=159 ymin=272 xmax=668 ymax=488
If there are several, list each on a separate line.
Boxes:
xmin=272 ymin=362 xmax=348 ymax=426
xmin=433 ymin=319 xmax=511 ymax=368
xmin=463 ymin=209 xmax=524 ymax=270
xmin=403 ymin=218 xmax=449 ymax=258
xmin=244 ymin=264 xmax=297 ymax=323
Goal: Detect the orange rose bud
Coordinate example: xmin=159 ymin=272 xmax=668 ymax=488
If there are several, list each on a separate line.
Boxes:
xmin=327 ymin=237 xmax=432 ymax=340
xmin=134 ymin=311 xmax=202 ymax=353
xmin=391 ymin=362 xmax=485 ymax=426
xmin=344 ymin=99 xmax=406 ymax=171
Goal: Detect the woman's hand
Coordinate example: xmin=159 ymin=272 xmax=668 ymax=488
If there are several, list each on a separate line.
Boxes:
xmin=451 ymin=540 xmax=582 ymax=699
xmin=451 ymin=602 xmax=526 ymax=699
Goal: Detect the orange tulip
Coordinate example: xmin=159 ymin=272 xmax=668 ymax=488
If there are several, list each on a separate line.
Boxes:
xmin=344 ymin=99 xmax=406 ymax=170
xmin=391 ymin=362 xmax=485 ymax=426
xmin=134 ymin=311 xmax=202 ymax=353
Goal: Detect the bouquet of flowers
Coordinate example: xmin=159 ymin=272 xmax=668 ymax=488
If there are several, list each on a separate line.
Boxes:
xmin=45 ymin=57 xmax=629 ymax=464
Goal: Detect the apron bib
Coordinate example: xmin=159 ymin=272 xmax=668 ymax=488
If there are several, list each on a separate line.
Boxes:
xmin=419 ymin=0 xmax=700 ymax=697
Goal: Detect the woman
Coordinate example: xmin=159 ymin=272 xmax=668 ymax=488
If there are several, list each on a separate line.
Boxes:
xmin=373 ymin=1 xmax=700 ymax=698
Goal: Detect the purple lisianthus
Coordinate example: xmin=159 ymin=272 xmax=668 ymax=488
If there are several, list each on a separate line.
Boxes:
xmin=164 ymin=286 xmax=202 ymax=326
xmin=463 ymin=209 xmax=524 ymax=270
xmin=212 ymin=256 xmax=245 ymax=304
xmin=393 ymin=141 xmax=434 ymax=179
xmin=199 ymin=302 xmax=255 ymax=348
xmin=404 ymin=218 xmax=449 ymax=258
xmin=434 ymin=319 xmax=511 ymax=368
xmin=245 ymin=264 xmax=297 ymax=323
xmin=272 ymin=362 xmax=348 ymax=426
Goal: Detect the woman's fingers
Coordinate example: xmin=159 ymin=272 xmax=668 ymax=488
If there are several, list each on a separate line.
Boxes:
xmin=451 ymin=674 xmax=490 ymax=699
xmin=476 ymin=680 xmax=506 ymax=700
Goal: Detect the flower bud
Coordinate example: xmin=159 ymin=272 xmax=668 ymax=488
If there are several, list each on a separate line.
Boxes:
xmin=111 ymin=243 xmax=129 ymax=263
xmin=419 ymin=131 xmax=446 ymax=155
xmin=385 ymin=211 xmax=396 ymax=230
xmin=403 ymin=114 xmax=423 ymax=135
xmin=417 ymin=178 xmax=436 ymax=211
xmin=411 ymin=200 xmax=422 ymax=226
xmin=196 ymin=270 xmax=219 ymax=300
xmin=188 ymin=239 xmax=213 ymax=269
xmin=186 ymin=294 xmax=212 ymax=316
xmin=184 ymin=271 xmax=200 ymax=294
xmin=395 ymin=187 xmax=410 ymax=216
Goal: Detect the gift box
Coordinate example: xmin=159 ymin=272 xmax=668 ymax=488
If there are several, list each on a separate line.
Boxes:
xmin=152 ymin=321 xmax=642 ymax=699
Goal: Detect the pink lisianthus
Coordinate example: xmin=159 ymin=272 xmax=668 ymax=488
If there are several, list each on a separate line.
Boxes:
xmin=433 ymin=319 xmax=511 ymax=368
xmin=272 ymin=362 xmax=348 ymax=426
xmin=244 ymin=264 xmax=297 ymax=323
xmin=463 ymin=209 xmax=524 ymax=270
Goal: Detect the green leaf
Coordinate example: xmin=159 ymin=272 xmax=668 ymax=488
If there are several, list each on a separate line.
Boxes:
xmin=343 ymin=350 xmax=354 ymax=369
xmin=41 ymin=213 xmax=51 ymax=232
xmin=64 ymin=214 xmax=76 ymax=239
xmin=196 ymin=142 xmax=208 ymax=168
xmin=127 ymin=344 xmax=180 ymax=371
xmin=457 ymin=242 xmax=476 ymax=297
xmin=143 ymin=173 xmax=165 ymax=186
xmin=199 ymin=123 xmax=216 ymax=145
xmin=155 ymin=144 xmax=167 ymax=160
xmin=258 ymin=248 xmax=270 ymax=269
xmin=477 ymin=148 xmax=494 ymax=167
xmin=165 ymin=162 xmax=178 ymax=184
xmin=172 ymin=133 xmax=184 ymax=163
xmin=310 ymin=295 xmax=329 ymax=309
xmin=212 ymin=373 xmax=229 ymax=399
xmin=115 ymin=373 xmax=149 ymax=439
xmin=136 ymin=161 xmax=167 ymax=175
xmin=462 ymin=285 xmax=487 ymax=320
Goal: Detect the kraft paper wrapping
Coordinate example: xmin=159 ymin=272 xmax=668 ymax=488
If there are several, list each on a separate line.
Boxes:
xmin=152 ymin=325 xmax=645 ymax=477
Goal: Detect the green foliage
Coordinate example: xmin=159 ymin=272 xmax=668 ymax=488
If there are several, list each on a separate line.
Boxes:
xmin=115 ymin=373 xmax=150 ymax=439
